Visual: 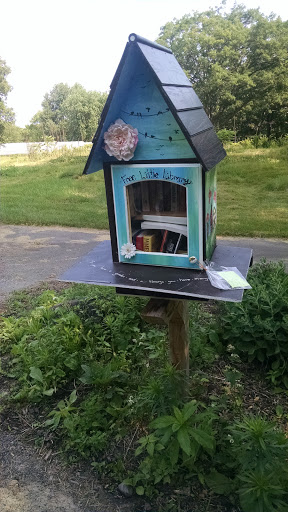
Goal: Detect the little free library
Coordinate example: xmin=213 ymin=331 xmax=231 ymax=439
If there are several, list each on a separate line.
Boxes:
xmin=61 ymin=33 xmax=252 ymax=373
xmin=83 ymin=33 xmax=228 ymax=272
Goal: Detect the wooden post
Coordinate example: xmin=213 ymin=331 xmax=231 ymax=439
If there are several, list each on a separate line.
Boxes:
xmin=141 ymin=298 xmax=190 ymax=376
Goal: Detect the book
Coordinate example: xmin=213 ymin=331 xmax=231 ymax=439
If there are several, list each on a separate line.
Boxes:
xmin=159 ymin=230 xmax=168 ymax=252
xmin=141 ymin=182 xmax=150 ymax=212
xmin=136 ymin=231 xmax=146 ymax=251
xmin=154 ymin=181 xmax=164 ymax=212
xmin=174 ymin=233 xmax=183 ymax=254
xmin=163 ymin=182 xmax=171 ymax=211
xmin=141 ymin=221 xmax=187 ymax=236
xmin=142 ymin=214 xmax=187 ymax=225
xmin=133 ymin=182 xmax=142 ymax=212
xmin=143 ymin=232 xmax=159 ymax=252
xmin=171 ymin=184 xmax=178 ymax=212
xmin=165 ymin=232 xmax=181 ymax=253
xmin=132 ymin=228 xmax=142 ymax=245
xmin=176 ymin=235 xmax=187 ymax=254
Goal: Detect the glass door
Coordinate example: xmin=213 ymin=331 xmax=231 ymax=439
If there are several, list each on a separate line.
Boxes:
xmin=111 ymin=164 xmax=203 ymax=269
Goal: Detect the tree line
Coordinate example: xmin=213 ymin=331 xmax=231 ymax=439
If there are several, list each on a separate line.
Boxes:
xmin=157 ymin=4 xmax=288 ymax=139
xmin=1 ymin=4 xmax=288 ymax=143
xmin=0 ymin=80 xmax=107 ymax=143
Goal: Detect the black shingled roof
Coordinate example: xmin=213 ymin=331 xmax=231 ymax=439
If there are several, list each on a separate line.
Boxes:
xmin=85 ymin=34 xmax=226 ymax=173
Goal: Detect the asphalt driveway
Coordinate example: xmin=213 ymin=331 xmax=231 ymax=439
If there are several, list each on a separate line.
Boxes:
xmin=0 ymin=224 xmax=287 ymax=302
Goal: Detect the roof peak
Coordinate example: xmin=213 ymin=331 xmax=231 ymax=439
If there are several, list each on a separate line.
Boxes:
xmin=128 ymin=33 xmax=172 ymax=54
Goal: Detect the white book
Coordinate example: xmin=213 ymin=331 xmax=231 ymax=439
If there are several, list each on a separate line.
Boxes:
xmin=142 ymin=214 xmax=187 ymax=225
xmin=141 ymin=221 xmax=188 ymax=236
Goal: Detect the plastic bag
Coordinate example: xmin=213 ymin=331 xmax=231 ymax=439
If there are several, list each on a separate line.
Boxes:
xmin=205 ymin=262 xmax=251 ymax=290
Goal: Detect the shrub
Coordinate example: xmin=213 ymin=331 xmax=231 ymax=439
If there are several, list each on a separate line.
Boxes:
xmin=229 ymin=416 xmax=288 ymax=512
xmin=217 ymin=129 xmax=235 ymax=143
xmin=221 ymin=261 xmax=288 ymax=387
xmin=125 ymin=400 xmax=217 ymax=496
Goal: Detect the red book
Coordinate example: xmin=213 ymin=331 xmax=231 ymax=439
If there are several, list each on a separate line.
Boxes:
xmin=160 ymin=230 xmax=168 ymax=252
xmin=136 ymin=232 xmax=145 ymax=250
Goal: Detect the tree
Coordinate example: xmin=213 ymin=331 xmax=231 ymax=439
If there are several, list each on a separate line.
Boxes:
xmin=157 ymin=5 xmax=288 ymax=139
xmin=63 ymin=85 xmax=107 ymax=141
xmin=2 ymin=123 xmax=24 ymax=142
xmin=0 ymin=57 xmax=15 ymax=142
xmin=29 ymin=83 xmax=107 ymax=142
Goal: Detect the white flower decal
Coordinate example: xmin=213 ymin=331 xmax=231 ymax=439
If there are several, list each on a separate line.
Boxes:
xmin=120 ymin=243 xmax=136 ymax=259
xmin=103 ymin=119 xmax=138 ymax=161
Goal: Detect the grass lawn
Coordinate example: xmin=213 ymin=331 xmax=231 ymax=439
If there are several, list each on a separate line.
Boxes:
xmin=1 ymin=144 xmax=287 ymax=237
xmin=217 ymin=144 xmax=288 ymax=238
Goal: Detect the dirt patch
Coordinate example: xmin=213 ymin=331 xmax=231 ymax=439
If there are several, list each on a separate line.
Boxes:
xmin=0 ymin=428 xmax=130 ymax=512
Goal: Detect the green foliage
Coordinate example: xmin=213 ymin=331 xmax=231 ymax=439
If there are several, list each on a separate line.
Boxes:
xmin=4 ymin=287 xmax=146 ymax=401
xmin=229 ymin=416 xmax=288 ymax=472
xmin=217 ymin=129 xmax=235 ymax=143
xmin=158 ymin=5 xmax=288 ymax=139
xmin=125 ymin=401 xmax=216 ymax=495
xmin=189 ymin=303 xmax=222 ymax=368
xmin=2 ymin=123 xmax=24 ymax=142
xmin=134 ymin=364 xmax=185 ymax=417
xmin=228 ymin=416 xmax=288 ymax=512
xmin=44 ymin=389 xmax=78 ymax=430
xmin=221 ymin=261 xmax=288 ymax=388
xmin=238 ymin=470 xmax=287 ymax=512
xmin=0 ymin=56 xmax=15 ymax=142
xmin=2 ymin=280 xmax=288 ymax=510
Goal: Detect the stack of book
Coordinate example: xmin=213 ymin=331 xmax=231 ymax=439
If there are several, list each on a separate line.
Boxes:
xmin=132 ymin=216 xmax=187 ymax=254
xmin=132 ymin=230 xmax=160 ymax=252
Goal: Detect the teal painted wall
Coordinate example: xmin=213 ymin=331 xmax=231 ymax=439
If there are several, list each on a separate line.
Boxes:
xmin=205 ymin=167 xmax=217 ymax=260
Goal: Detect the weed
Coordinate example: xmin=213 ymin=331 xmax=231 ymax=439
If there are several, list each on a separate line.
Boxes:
xmin=125 ymin=401 xmax=217 ymax=496
xmin=221 ymin=261 xmax=288 ymax=388
xmin=44 ymin=389 xmax=78 ymax=430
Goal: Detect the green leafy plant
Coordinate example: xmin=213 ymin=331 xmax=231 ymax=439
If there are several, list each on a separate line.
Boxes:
xmin=44 ymin=389 xmax=78 ymax=430
xmin=125 ymin=401 xmax=216 ymax=495
xmin=225 ymin=416 xmax=288 ymax=512
xmin=238 ymin=470 xmax=287 ymax=512
xmin=228 ymin=416 xmax=288 ymax=472
xmin=221 ymin=261 xmax=288 ymax=387
xmin=134 ymin=364 xmax=185 ymax=417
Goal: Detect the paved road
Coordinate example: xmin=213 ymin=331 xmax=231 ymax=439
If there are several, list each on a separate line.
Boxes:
xmin=0 ymin=224 xmax=109 ymax=302
xmin=218 ymin=236 xmax=288 ymax=268
xmin=0 ymin=224 xmax=287 ymax=302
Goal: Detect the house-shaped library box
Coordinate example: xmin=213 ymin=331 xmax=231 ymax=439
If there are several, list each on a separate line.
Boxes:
xmin=84 ymin=34 xmax=226 ymax=271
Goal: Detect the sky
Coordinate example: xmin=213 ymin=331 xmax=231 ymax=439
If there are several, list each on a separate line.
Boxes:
xmin=1 ymin=0 xmax=288 ymax=128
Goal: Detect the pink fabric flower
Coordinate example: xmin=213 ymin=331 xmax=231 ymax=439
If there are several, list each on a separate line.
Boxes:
xmin=103 ymin=119 xmax=138 ymax=161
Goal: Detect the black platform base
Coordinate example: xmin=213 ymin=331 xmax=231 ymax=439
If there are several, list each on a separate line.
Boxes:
xmin=59 ymin=241 xmax=253 ymax=303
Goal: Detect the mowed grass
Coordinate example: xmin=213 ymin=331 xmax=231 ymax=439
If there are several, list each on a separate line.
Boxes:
xmin=1 ymin=145 xmax=287 ymax=237
xmin=217 ymin=144 xmax=288 ymax=238
xmin=1 ymin=150 xmax=108 ymax=229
